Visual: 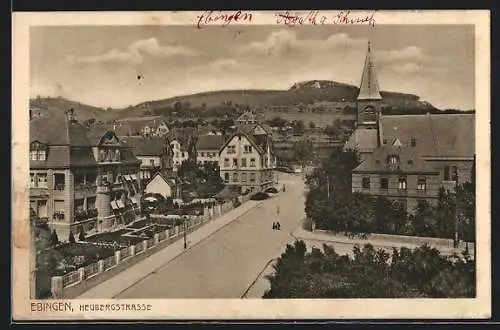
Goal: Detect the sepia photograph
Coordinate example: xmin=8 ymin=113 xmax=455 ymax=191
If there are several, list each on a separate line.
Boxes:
xmin=12 ymin=10 xmax=490 ymax=320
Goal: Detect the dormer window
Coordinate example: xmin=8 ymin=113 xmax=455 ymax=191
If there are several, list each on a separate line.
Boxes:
xmin=410 ymin=137 xmax=417 ymax=147
xmin=387 ymin=155 xmax=399 ymax=165
xmin=30 ymin=141 xmax=47 ymax=161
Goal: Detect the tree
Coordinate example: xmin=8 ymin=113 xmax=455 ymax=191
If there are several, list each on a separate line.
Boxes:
xmin=50 ymin=229 xmax=59 ymax=247
xmin=266 ymin=116 xmax=287 ymax=128
xmin=174 ymin=101 xmax=182 ymax=112
xmin=308 ymin=121 xmax=316 ymax=129
xmin=291 ymin=120 xmax=306 ymax=135
xmin=291 ymin=140 xmax=314 ymax=166
xmin=78 ymin=226 xmax=85 ymax=241
xmin=68 ymin=231 xmax=76 ymax=243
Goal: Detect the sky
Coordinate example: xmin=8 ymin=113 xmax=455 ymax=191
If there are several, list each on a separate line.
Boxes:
xmin=30 ymin=25 xmax=475 ymax=110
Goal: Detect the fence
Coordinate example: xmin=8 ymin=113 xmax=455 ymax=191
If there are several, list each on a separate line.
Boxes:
xmin=120 ymin=247 xmax=130 ymax=260
xmin=52 ymin=200 xmax=246 ymax=295
xmin=147 ymin=238 xmax=155 ymax=248
xmin=62 ymin=271 xmax=80 ymax=288
xmin=135 ymin=241 xmax=145 ymax=254
xmin=84 ymin=262 xmax=100 ymax=279
xmin=103 ymin=255 xmax=116 ymax=270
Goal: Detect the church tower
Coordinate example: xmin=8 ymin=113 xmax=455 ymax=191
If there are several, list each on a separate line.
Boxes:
xmin=356 ymin=42 xmax=382 ymax=129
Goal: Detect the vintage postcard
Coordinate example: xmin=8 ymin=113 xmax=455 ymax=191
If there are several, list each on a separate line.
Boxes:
xmin=12 ymin=10 xmax=490 ymax=321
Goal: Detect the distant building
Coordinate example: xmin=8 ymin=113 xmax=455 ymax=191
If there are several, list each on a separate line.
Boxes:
xmin=121 ymin=136 xmax=174 ymax=184
xmin=346 ymin=42 xmax=475 ymax=213
xmin=30 ymin=109 xmax=142 ymax=240
xmin=218 ymin=122 xmax=277 ymax=192
xmin=195 ymin=135 xmax=226 ymax=167
xmin=144 ymin=172 xmax=176 ymax=199
xmin=167 ymin=130 xmax=197 ymax=171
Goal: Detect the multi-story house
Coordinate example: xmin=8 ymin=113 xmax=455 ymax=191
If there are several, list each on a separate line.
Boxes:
xmin=218 ymin=122 xmax=277 ymax=192
xmin=195 ymin=135 xmax=226 ymax=167
xmin=30 ymin=109 xmax=142 ymax=241
xmin=120 ymin=135 xmax=174 ymax=184
xmin=346 ymin=43 xmax=475 ymax=213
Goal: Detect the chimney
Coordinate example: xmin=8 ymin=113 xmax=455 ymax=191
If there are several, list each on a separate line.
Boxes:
xmin=65 ymin=108 xmax=74 ymax=121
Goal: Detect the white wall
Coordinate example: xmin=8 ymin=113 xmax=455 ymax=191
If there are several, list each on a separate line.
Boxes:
xmin=145 ymin=175 xmax=173 ymax=198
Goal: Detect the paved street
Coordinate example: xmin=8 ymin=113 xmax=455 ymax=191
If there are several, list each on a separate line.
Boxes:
xmin=115 ymin=172 xmax=306 ymax=298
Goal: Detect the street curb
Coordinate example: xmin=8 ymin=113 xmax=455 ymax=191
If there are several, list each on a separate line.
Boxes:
xmin=240 ymin=258 xmax=276 ymax=299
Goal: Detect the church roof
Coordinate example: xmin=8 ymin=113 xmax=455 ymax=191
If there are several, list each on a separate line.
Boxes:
xmin=357 ymin=42 xmax=382 ymax=101
xmin=353 ymin=145 xmax=439 ymax=174
xmin=380 ymin=113 xmax=475 ymax=158
xmin=344 ymin=127 xmax=379 ymax=153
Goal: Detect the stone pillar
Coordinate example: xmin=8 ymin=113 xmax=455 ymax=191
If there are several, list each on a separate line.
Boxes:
xmin=115 ymin=250 xmax=121 ymax=265
xmin=143 ymin=239 xmax=148 ymax=251
xmin=175 ymin=226 xmax=179 ymax=236
xmin=209 ymin=207 xmax=214 ymax=218
xmin=51 ymin=276 xmax=64 ymax=299
xmin=154 ymin=233 xmax=160 ymax=245
xmin=78 ymin=267 xmax=85 ymax=282
xmin=130 ymin=244 xmax=136 ymax=256
xmin=98 ymin=260 xmax=105 ymax=273
xmin=165 ymin=229 xmax=169 ymax=238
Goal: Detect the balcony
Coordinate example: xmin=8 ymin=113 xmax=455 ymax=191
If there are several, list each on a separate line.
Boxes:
xmin=74 ymin=183 xmax=97 ymax=199
xmin=74 ymin=208 xmax=98 ymax=222
xmin=29 ymin=186 xmax=49 ymax=197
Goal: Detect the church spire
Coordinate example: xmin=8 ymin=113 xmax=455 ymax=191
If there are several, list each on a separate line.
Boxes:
xmin=358 ymin=41 xmax=382 ymax=100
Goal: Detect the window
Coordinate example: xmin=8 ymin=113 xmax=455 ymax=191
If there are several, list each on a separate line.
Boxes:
xmin=250 ymin=172 xmax=256 ymax=182
xmin=227 ymin=145 xmax=236 ymax=154
xmin=30 ymin=150 xmax=37 ymax=161
xmin=241 ymin=173 xmax=247 ymax=182
xmin=444 ymin=166 xmax=458 ymax=181
xmin=250 ymin=158 xmax=256 ymax=167
xmin=224 ymin=158 xmax=229 ymax=167
xmin=30 ymin=173 xmax=35 ymax=188
xmin=201 ymin=152 xmax=205 ymax=157
xmin=37 ymin=150 xmax=46 ymax=161
xmin=387 ymin=155 xmax=399 ymax=165
xmin=363 ymin=106 xmax=377 ymax=122
xmin=233 ymin=158 xmax=238 ymax=167
xmin=233 ymin=172 xmax=238 ymax=182
xmin=54 ymin=173 xmax=65 ymax=190
xmin=224 ymin=173 xmax=229 ymax=183
xmin=181 ymin=152 xmax=185 ymax=158
xmin=241 ymin=158 xmax=247 ymax=167
xmin=37 ymin=174 xmax=47 ymax=188
xmin=244 ymin=145 xmax=253 ymax=153
xmin=417 ymin=178 xmax=427 ymax=191
xmin=380 ymin=177 xmax=389 ymax=190
xmin=175 ymin=152 xmax=179 ymax=158
xmin=410 ymin=138 xmax=417 ymax=147
xmin=362 ymin=177 xmax=370 ymax=189
xmin=150 ymin=159 xmax=155 ymax=166
xmin=398 ymin=176 xmax=407 ymax=191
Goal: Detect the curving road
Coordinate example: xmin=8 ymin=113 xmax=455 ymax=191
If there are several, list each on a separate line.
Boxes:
xmin=115 ymin=172 xmax=306 ymax=299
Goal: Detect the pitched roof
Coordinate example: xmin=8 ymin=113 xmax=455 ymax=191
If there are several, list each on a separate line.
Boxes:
xmin=358 ymin=42 xmax=382 ymax=100
xmin=196 ymin=135 xmax=226 ymax=150
xmin=30 ymin=113 xmax=93 ymax=147
xmin=380 ymin=113 xmax=475 ymax=158
xmin=122 ymin=136 xmax=167 ymax=156
xmin=213 ymin=185 xmax=241 ymax=199
xmin=353 ymin=145 xmax=439 ymax=173
xmin=344 ymin=128 xmax=379 ymax=153
xmin=145 ymin=171 xmax=176 ymax=187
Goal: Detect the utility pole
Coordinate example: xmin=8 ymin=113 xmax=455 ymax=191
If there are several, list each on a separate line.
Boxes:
xmin=453 ymin=172 xmax=459 ymax=249
xmin=326 ymin=174 xmax=330 ymax=199
xmin=183 ymin=214 xmax=187 ymax=249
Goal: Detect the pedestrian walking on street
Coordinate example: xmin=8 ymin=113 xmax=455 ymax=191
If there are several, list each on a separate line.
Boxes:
xmin=272 ymin=222 xmax=276 ymax=230
xmin=276 ymin=221 xmax=281 ymax=230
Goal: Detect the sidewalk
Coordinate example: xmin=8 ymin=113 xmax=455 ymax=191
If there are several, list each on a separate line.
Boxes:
xmin=77 ymin=200 xmax=263 ymax=298
xmin=292 ymin=226 xmax=475 ymax=258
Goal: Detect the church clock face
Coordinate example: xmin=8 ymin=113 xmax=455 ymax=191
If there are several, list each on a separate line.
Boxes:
xmin=363 ymin=106 xmax=377 ymax=122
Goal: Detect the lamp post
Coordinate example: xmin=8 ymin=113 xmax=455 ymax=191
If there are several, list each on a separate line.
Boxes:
xmin=453 ymin=172 xmax=459 ymax=249
xmin=183 ymin=214 xmax=188 ymax=249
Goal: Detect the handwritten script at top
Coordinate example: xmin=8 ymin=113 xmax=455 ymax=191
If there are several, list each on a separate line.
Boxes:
xmin=195 ymin=10 xmax=376 ymax=29
xmin=275 ymin=10 xmax=376 ymax=27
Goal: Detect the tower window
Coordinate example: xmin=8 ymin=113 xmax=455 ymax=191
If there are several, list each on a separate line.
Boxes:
xmin=362 ymin=177 xmax=370 ymax=189
xmin=363 ymin=106 xmax=377 ymax=122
